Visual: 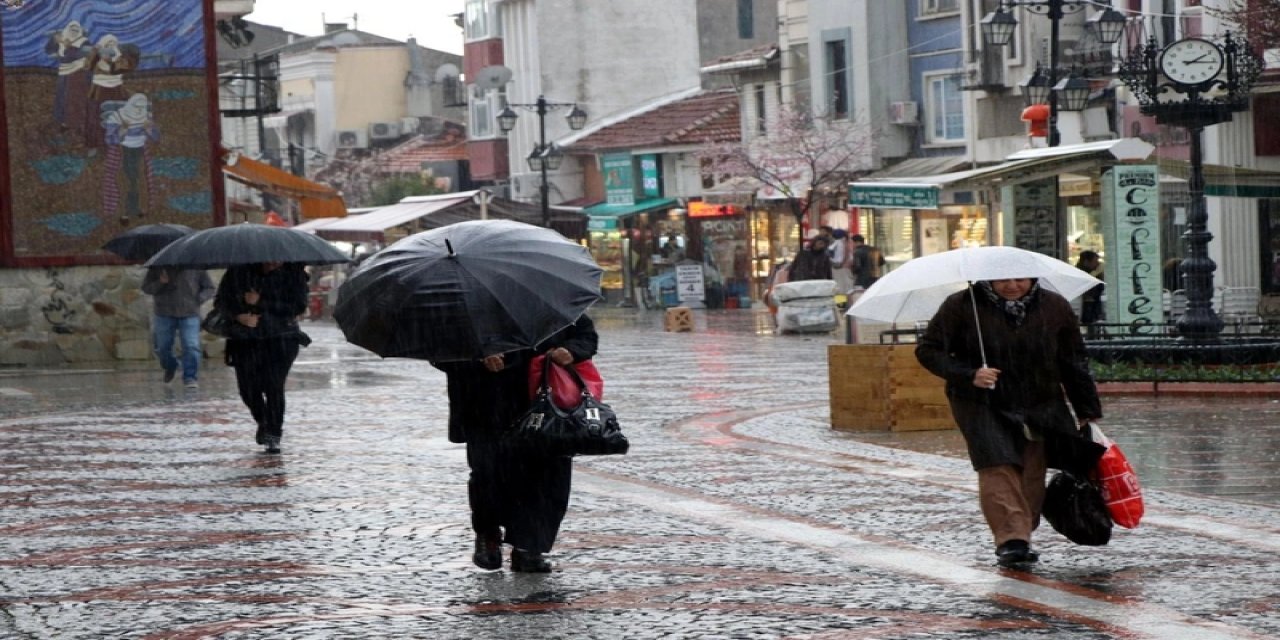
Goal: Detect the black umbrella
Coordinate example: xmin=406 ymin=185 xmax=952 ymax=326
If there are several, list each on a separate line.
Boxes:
xmin=143 ymin=223 xmax=350 ymax=269
xmin=334 ymin=219 xmax=602 ymax=362
xmin=102 ymin=223 xmax=195 ymax=261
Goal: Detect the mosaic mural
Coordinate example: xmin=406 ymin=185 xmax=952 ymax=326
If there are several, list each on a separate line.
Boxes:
xmin=2 ymin=0 xmax=216 ymax=260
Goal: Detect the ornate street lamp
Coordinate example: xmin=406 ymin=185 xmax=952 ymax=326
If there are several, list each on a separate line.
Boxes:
xmin=1052 ymin=68 xmax=1092 ymax=111
xmin=981 ymin=0 xmax=1127 ymax=146
xmin=497 ymin=96 xmax=587 ymax=227
xmin=1019 ymin=65 xmax=1052 ymax=105
xmin=1118 ymin=32 xmax=1263 ymax=340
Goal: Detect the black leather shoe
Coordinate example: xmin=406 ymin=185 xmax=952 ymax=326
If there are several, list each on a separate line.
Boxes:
xmin=510 ymin=548 xmax=552 ymax=573
xmin=996 ymin=540 xmax=1039 ymax=567
xmin=255 ymin=424 xmax=266 ymax=445
xmin=472 ymin=533 xmax=502 ymax=570
xmin=264 ymin=438 xmax=281 ymax=454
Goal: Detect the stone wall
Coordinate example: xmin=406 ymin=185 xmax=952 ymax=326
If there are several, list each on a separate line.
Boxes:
xmin=0 ymin=265 xmax=154 ymax=366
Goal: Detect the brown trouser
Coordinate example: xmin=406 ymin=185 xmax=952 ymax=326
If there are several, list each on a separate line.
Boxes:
xmin=976 ymin=439 xmax=1046 ymax=548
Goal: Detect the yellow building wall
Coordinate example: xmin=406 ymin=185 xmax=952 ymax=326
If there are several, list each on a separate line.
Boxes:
xmin=281 ymin=77 xmax=313 ymax=102
xmin=334 ymin=47 xmax=409 ymax=130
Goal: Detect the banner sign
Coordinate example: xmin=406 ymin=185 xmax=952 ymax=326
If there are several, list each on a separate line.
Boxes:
xmin=1103 ymin=165 xmax=1161 ymax=336
xmin=639 ymin=154 xmax=660 ymax=198
xmin=602 ymin=154 xmax=635 ymax=206
xmin=1007 ymin=179 xmax=1060 ymax=258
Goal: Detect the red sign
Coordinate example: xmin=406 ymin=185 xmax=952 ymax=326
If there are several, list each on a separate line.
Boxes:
xmin=688 ymin=202 xmax=738 ymax=218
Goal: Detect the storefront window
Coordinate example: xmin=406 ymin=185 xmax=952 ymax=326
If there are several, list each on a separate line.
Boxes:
xmin=697 ymin=216 xmax=749 ymax=301
xmin=1066 ymin=203 xmax=1104 ymax=265
xmin=869 ymin=209 xmax=915 ymax=271
xmin=589 ymin=229 xmax=625 ymax=298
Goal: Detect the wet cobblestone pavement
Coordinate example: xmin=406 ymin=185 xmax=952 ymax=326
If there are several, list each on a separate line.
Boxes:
xmin=1 ymin=308 xmax=1278 ymax=639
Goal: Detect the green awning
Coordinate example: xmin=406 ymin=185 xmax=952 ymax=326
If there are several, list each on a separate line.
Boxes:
xmin=583 ymin=197 xmax=679 ymax=230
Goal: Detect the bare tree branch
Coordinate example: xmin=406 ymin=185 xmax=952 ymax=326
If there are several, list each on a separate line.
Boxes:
xmin=700 ymin=105 xmax=874 ymax=251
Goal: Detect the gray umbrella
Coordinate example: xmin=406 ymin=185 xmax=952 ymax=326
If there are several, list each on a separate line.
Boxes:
xmin=334 ymin=219 xmax=602 ymax=362
xmin=102 ymin=223 xmax=194 ymax=261
xmin=143 ymin=223 xmax=350 ymax=269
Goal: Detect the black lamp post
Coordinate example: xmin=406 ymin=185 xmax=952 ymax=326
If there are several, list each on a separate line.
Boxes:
xmin=497 ymin=96 xmax=587 ymax=228
xmin=1118 ymin=32 xmax=1262 ymax=340
xmin=981 ymin=1 xmax=1126 ymax=147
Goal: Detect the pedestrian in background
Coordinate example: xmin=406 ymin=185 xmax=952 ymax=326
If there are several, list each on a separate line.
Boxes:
xmin=849 ymin=234 xmax=885 ymax=289
xmin=141 ymin=267 xmax=215 ymax=389
xmin=787 ymin=235 xmax=833 ymax=282
xmin=915 ymin=278 xmax=1103 ymax=567
xmin=828 ymin=229 xmax=854 ymax=295
xmin=213 ymin=262 xmax=311 ymax=454
xmin=434 ymin=314 xmax=598 ymax=573
xmin=1074 ymin=250 xmax=1105 ymax=333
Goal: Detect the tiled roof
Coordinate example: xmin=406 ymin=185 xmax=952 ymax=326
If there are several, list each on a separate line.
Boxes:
xmin=376 ymin=123 xmax=469 ymax=174
xmin=569 ymin=90 xmax=741 ymax=153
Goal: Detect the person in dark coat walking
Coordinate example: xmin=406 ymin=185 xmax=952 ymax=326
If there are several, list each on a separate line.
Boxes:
xmin=213 ymin=262 xmax=311 ymax=454
xmin=434 ymin=314 xmax=599 ymax=573
xmin=915 ymin=278 xmax=1104 ymax=567
xmin=787 ymin=236 xmax=834 ymax=282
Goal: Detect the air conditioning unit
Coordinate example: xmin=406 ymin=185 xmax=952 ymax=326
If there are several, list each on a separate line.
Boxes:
xmin=368 ymin=121 xmax=401 ymax=140
xmin=400 ymin=117 xmax=421 ymax=135
xmin=335 ymin=129 xmax=368 ymax=149
xmin=889 ymin=101 xmax=919 ymax=125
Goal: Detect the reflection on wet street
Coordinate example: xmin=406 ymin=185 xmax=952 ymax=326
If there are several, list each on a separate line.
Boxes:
xmin=0 ymin=310 xmax=1277 ymax=639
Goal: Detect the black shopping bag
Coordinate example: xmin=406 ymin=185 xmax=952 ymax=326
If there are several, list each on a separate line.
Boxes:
xmin=1043 ymin=470 xmax=1113 ymax=546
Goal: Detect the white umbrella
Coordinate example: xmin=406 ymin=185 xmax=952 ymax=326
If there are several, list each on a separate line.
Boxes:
xmin=847 ymin=246 xmax=1101 ymax=372
xmin=847 ymin=246 xmax=1101 ymax=324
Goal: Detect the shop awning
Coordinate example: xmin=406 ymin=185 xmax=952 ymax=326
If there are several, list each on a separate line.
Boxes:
xmin=222 ymin=152 xmax=348 ymax=219
xmin=583 ymin=197 xmax=679 ymax=230
xmin=849 ymin=139 xmax=1158 ymax=209
xmin=863 ymin=155 xmax=971 ymax=180
xmin=1157 ymin=161 xmax=1280 ymax=198
xmin=313 ymin=192 xmax=476 ymax=243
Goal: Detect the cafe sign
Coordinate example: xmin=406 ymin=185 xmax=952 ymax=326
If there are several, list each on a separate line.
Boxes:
xmin=848 ymin=183 xmax=940 ymax=210
xmin=1102 ymin=165 xmax=1161 ymax=336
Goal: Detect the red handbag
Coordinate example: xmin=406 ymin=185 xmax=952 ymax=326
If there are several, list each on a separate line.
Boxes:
xmin=528 ymin=354 xmax=604 ymax=410
xmin=1089 ymin=424 xmax=1144 ymax=529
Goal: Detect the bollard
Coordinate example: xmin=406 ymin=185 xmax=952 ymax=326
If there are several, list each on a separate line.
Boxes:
xmin=664 ymin=306 xmax=694 ymax=332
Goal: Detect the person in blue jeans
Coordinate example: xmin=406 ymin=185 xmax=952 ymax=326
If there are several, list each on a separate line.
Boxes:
xmin=142 ymin=267 xmax=215 ymax=389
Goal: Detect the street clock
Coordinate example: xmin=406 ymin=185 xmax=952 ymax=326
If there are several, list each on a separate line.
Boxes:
xmin=1158 ymin=38 xmax=1226 ymax=87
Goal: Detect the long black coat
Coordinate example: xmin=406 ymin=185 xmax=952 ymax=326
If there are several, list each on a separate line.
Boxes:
xmin=435 ymin=315 xmax=599 ymax=444
xmin=915 ymin=288 xmax=1104 ymax=471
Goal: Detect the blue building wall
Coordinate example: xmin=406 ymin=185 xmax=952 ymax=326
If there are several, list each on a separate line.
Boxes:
xmin=905 ymin=3 xmax=965 ymax=157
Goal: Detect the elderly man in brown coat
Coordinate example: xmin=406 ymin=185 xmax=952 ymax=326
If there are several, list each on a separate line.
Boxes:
xmin=916 ymin=278 xmax=1104 ymax=567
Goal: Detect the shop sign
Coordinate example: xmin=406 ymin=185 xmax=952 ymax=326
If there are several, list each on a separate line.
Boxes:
xmin=848 ymin=184 xmax=939 ymax=209
xmin=1102 ymin=165 xmax=1161 ymax=336
xmin=639 ymin=154 xmax=660 ymax=198
xmin=588 ymin=216 xmax=618 ymax=230
xmin=676 ymin=263 xmax=705 ymax=302
xmin=602 ymin=153 xmax=635 ymax=205
xmin=688 ymin=202 xmax=737 ymax=217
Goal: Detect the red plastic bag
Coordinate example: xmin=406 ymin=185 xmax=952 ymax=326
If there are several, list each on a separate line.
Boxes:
xmin=528 ymin=354 xmax=604 ymax=411
xmin=1089 ymin=424 xmax=1144 ymax=529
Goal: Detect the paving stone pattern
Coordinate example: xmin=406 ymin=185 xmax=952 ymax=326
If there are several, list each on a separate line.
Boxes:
xmin=0 ymin=310 xmax=1277 ymax=639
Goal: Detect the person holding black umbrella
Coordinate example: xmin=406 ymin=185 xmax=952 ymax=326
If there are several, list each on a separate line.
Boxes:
xmin=212 ymin=262 xmax=311 ymax=454
xmin=434 ymin=314 xmax=599 ymax=573
xmin=141 ymin=267 xmax=214 ymax=388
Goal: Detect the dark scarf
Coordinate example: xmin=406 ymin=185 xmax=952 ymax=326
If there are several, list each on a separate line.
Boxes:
xmin=978 ymin=280 xmax=1040 ymax=326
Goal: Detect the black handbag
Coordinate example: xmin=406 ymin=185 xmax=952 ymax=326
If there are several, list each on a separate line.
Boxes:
xmin=1042 ymin=470 xmax=1113 ymax=546
xmin=508 ymin=356 xmax=629 ymax=457
xmin=201 ymin=307 xmax=233 ymax=337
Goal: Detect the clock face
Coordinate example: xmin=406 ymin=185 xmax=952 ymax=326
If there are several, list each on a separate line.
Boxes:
xmin=1159 ymin=38 xmax=1224 ymax=86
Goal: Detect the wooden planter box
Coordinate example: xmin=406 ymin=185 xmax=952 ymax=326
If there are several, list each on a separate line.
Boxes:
xmin=828 ymin=344 xmax=956 ymax=432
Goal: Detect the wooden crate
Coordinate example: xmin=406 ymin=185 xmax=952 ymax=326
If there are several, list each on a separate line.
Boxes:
xmin=828 ymin=344 xmax=955 ymax=432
